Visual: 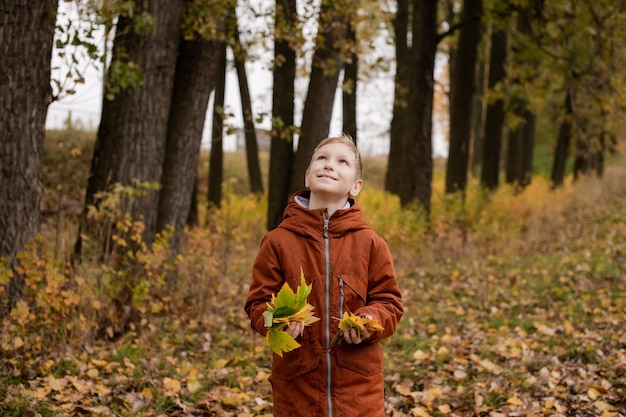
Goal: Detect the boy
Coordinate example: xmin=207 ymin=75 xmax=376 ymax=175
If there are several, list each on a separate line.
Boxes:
xmin=244 ymin=135 xmax=403 ymax=417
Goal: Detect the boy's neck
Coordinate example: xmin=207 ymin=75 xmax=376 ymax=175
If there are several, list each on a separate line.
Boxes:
xmin=308 ymin=193 xmax=349 ymax=217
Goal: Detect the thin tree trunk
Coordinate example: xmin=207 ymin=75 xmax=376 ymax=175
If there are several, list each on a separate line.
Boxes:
xmin=0 ymin=0 xmax=58 ymax=314
xmin=342 ymin=16 xmax=358 ymax=142
xmin=385 ymin=0 xmax=409 ymax=195
xmin=470 ymin=58 xmax=487 ymax=175
xmin=519 ymin=108 xmax=535 ymax=188
xmin=480 ymin=28 xmax=507 ymax=191
xmin=505 ymin=110 xmax=523 ymax=186
xmin=267 ymin=0 xmax=297 ymax=230
xmin=232 ymin=16 xmax=264 ymax=194
xmin=208 ymin=34 xmax=228 ymax=209
xmin=445 ymin=0 xmax=482 ymax=195
xmin=400 ymin=0 xmax=438 ymax=216
xmin=551 ymin=86 xmax=573 ymax=188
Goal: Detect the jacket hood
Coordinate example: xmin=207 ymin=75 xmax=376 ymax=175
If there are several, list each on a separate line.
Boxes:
xmin=279 ymin=191 xmax=370 ymax=239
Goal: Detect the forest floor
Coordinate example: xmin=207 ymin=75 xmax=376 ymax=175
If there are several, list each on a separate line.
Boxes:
xmin=1 ymin=136 xmax=626 ymax=416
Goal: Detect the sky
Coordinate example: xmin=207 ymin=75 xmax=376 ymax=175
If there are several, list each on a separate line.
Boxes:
xmin=46 ymin=1 xmax=448 ymax=158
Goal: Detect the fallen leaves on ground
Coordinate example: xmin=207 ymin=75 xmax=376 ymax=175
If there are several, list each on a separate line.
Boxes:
xmin=2 ymin=196 xmax=626 ymax=416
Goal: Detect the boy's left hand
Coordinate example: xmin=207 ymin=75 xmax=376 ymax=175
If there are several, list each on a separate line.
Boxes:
xmin=342 ymin=325 xmax=371 ymax=344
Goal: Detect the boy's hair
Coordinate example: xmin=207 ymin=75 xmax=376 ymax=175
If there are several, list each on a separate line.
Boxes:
xmin=311 ymin=134 xmax=362 ymax=179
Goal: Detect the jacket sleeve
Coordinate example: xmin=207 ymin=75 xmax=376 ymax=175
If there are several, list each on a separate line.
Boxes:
xmin=355 ymin=234 xmax=403 ymax=344
xmin=244 ymin=234 xmax=285 ymax=336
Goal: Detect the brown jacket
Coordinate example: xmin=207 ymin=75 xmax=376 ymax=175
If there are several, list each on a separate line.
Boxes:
xmin=245 ymin=191 xmax=403 ymax=417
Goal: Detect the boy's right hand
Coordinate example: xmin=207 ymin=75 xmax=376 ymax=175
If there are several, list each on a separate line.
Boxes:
xmin=286 ymin=321 xmax=305 ymax=338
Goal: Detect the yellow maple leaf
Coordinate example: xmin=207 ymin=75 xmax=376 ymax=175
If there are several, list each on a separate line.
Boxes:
xmin=331 ymin=311 xmax=384 ymax=346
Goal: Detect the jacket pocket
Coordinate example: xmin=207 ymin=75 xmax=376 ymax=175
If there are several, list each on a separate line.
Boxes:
xmin=336 ymin=343 xmax=383 ymax=377
xmin=272 ymin=347 xmax=321 ymax=381
xmin=338 ymin=274 xmax=368 ymax=312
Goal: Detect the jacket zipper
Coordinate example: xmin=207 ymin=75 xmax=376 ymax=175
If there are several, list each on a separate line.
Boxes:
xmin=323 ymin=213 xmax=333 ymax=417
xmin=338 ymin=278 xmax=344 ymax=318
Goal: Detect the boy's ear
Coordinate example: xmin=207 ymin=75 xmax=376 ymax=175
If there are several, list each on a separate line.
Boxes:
xmin=350 ymin=179 xmax=363 ymax=197
xmin=304 ymin=168 xmax=310 ymax=188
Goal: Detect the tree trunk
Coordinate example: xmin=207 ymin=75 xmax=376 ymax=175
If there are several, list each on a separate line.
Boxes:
xmin=470 ymin=58 xmax=487 ymax=175
xmin=288 ymin=0 xmax=351 ymax=194
xmin=80 ymin=1 xmax=184 ymax=254
xmin=505 ymin=109 xmax=523 ymax=186
xmin=385 ymin=0 xmax=409 ymax=195
xmin=158 ymin=36 xmax=218 ymax=252
xmin=480 ymin=28 xmax=507 ymax=191
xmin=519 ymin=108 xmax=535 ymax=188
xmin=232 ymin=16 xmax=264 ymax=195
xmin=208 ymin=34 xmax=227 ymax=208
xmin=445 ymin=0 xmax=482 ymax=195
xmin=400 ymin=0 xmax=438 ymax=215
xmin=342 ymin=16 xmax=358 ymax=142
xmin=551 ymin=87 xmax=573 ymax=188
xmin=267 ymin=0 xmax=297 ymax=230
xmin=0 ymin=0 xmax=58 ymax=314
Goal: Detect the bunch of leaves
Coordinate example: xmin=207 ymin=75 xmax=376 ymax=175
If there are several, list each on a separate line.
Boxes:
xmin=263 ymin=269 xmax=320 ymax=357
xmin=330 ymin=311 xmax=384 ymax=346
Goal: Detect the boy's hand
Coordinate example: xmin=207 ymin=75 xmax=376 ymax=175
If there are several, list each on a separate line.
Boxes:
xmin=342 ymin=325 xmax=371 ymax=344
xmin=286 ymin=321 xmax=305 ymax=339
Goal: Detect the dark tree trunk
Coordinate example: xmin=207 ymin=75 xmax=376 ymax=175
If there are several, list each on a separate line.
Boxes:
xmin=0 ymin=0 xmax=58 ymax=314
xmin=505 ymin=108 xmax=523 ymax=186
xmin=385 ymin=0 xmax=409 ymax=195
xmin=551 ymin=87 xmax=573 ymax=188
xmin=288 ymin=0 xmax=351 ymax=194
xmin=80 ymin=1 xmax=184 ymax=255
xmin=519 ymin=108 xmax=535 ymax=188
xmin=267 ymin=0 xmax=297 ymax=230
xmin=342 ymin=16 xmax=358 ymax=142
xmin=445 ymin=0 xmax=482 ymax=195
xmin=400 ymin=0 xmax=438 ymax=215
xmin=480 ymin=28 xmax=507 ymax=191
xmin=208 ymin=34 xmax=228 ymax=208
xmin=505 ymin=6 xmax=536 ymax=191
xmin=158 ymin=36 xmax=218 ymax=252
xmin=471 ymin=59 xmax=487 ymax=175
xmin=232 ymin=17 xmax=264 ymax=195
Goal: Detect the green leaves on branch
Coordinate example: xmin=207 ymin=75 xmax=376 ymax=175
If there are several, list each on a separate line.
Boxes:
xmin=263 ymin=269 xmax=320 ymax=357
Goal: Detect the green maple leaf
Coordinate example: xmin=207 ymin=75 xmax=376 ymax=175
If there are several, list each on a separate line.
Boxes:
xmin=266 ymin=328 xmax=301 ymax=357
xmin=263 ymin=268 xmax=319 ymax=356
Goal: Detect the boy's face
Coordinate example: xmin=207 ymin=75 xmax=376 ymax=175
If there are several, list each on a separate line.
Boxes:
xmin=305 ymin=142 xmax=363 ymax=199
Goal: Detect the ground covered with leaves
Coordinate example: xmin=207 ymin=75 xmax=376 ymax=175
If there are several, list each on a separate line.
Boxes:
xmin=2 ymin=165 xmax=626 ymax=416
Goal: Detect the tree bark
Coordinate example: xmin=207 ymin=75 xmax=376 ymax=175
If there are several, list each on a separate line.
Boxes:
xmin=158 ymin=36 xmax=218 ymax=252
xmin=0 ymin=0 xmax=58 ymax=314
xmin=208 ymin=33 xmax=227 ymax=209
xmin=385 ymin=0 xmax=409 ymax=195
xmin=551 ymin=87 xmax=573 ymax=188
xmin=445 ymin=0 xmax=483 ymax=195
xmin=289 ymin=0 xmax=351 ymax=194
xmin=267 ymin=0 xmax=297 ymax=230
xmin=232 ymin=16 xmax=264 ymax=195
xmin=400 ymin=0 xmax=438 ymax=215
xmin=80 ymin=1 xmax=184 ymax=254
xmin=470 ymin=59 xmax=487 ymax=175
xmin=342 ymin=16 xmax=358 ymax=142
xmin=480 ymin=28 xmax=507 ymax=191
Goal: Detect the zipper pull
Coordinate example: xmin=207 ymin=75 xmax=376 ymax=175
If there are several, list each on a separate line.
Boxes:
xmin=323 ymin=214 xmax=329 ymax=238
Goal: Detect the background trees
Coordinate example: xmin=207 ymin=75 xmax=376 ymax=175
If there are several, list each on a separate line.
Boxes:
xmin=2 ymin=0 xmax=626 ymax=316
